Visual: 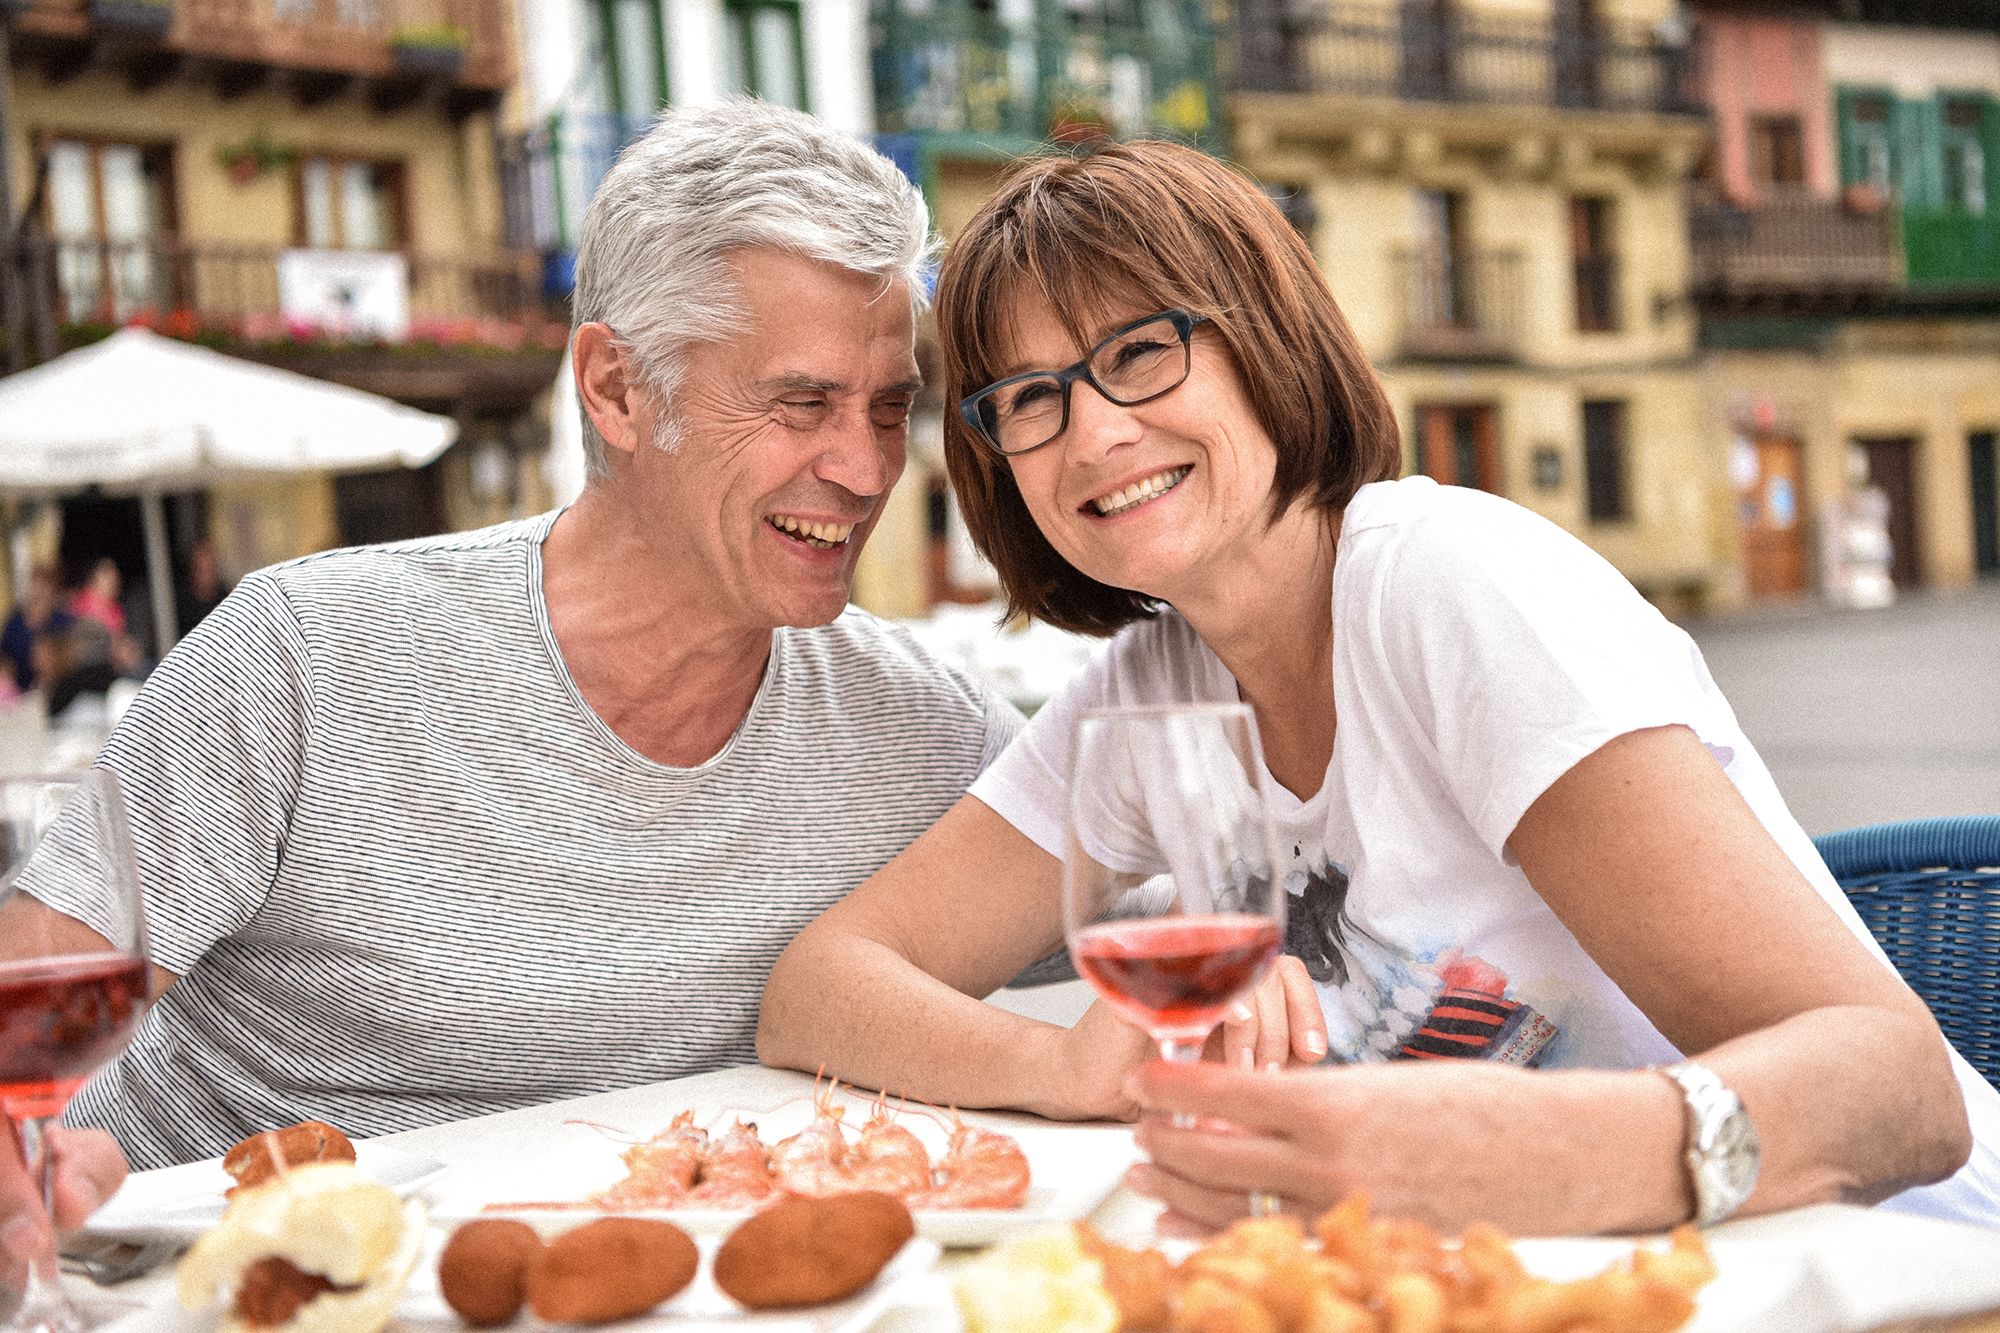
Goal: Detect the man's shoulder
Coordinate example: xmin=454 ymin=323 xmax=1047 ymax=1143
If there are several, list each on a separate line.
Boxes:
xmin=781 ymin=607 xmax=994 ymax=720
xmin=253 ymin=513 xmax=556 ymax=609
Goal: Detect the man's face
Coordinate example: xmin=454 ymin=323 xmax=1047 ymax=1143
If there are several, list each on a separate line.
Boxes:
xmin=620 ymin=249 xmax=920 ymax=631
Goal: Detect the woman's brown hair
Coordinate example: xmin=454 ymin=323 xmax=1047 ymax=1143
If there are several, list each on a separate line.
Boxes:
xmin=936 ymin=140 xmax=1401 ymax=636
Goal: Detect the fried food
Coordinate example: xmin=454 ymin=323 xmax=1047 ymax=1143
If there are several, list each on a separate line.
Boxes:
xmin=953 ymin=1226 xmax=1120 ymax=1333
xmin=1013 ymin=1196 xmax=1716 ymax=1333
xmin=525 ymin=1217 xmax=698 ymax=1325
xmin=177 ymin=1161 xmax=424 ymax=1333
xmin=224 ymin=1121 xmax=356 ymax=1195
xmin=436 ymin=1219 xmax=543 ymax=1328
xmin=713 ymin=1191 xmax=914 ymax=1309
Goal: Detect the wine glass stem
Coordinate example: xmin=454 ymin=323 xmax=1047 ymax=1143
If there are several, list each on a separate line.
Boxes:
xmin=6 ymin=1114 xmax=83 ymax=1333
xmin=1156 ymin=1034 xmax=1206 ymax=1129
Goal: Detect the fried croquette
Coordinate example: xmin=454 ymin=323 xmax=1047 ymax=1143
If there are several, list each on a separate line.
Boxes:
xmin=437 ymin=1219 xmax=544 ymax=1328
xmin=232 ymin=1256 xmax=343 ymax=1329
xmin=224 ymin=1121 xmax=356 ymax=1195
xmin=525 ymin=1218 xmax=698 ymax=1325
xmin=713 ymin=1191 xmax=914 ymax=1310
xmin=1076 ymin=1225 xmax=1176 ymax=1331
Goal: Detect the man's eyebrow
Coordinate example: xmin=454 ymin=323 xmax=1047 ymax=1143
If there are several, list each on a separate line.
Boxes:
xmin=879 ymin=377 xmax=925 ymax=397
xmin=755 ymin=374 xmax=845 ymax=395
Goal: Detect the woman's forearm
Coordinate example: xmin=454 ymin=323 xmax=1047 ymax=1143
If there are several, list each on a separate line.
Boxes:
xmin=757 ymin=928 xmax=1094 ymax=1120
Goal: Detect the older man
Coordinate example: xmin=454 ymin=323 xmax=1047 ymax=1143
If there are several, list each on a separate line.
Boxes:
xmin=2 ymin=101 xmax=1018 ymax=1245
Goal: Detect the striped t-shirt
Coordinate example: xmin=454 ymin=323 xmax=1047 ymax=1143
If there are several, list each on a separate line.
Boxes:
xmin=28 ymin=512 xmax=1020 ymax=1168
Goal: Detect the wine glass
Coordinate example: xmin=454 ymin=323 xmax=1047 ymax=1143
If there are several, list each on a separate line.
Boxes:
xmin=0 ymin=770 xmax=151 ymax=1333
xmin=1062 ymin=704 xmax=1286 ymax=1069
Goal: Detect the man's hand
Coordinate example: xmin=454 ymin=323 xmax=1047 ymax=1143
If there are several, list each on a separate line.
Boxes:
xmin=2 ymin=1125 xmax=129 ymax=1285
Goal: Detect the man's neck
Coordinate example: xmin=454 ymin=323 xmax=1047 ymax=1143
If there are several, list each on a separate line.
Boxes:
xmin=540 ymin=491 xmax=774 ymax=768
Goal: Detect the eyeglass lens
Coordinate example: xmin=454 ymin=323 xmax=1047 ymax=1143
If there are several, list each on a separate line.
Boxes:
xmin=981 ymin=315 xmax=1191 ymax=455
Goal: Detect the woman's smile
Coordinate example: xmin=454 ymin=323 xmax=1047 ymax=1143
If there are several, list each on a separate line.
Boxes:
xmin=1084 ymin=465 xmax=1192 ymax=518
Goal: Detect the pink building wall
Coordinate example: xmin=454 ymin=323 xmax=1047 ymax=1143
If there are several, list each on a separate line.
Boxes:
xmin=1697 ymin=12 xmax=1836 ymax=204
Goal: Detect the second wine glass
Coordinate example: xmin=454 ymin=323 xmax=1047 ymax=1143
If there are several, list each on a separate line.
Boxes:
xmin=1062 ymin=703 xmax=1286 ymax=1065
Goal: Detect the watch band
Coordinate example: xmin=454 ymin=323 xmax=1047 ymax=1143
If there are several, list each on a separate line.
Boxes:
xmin=1656 ymin=1060 xmax=1761 ymax=1228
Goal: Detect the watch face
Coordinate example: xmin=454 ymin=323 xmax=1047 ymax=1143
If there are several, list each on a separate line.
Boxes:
xmin=1713 ymin=1113 xmax=1761 ymax=1198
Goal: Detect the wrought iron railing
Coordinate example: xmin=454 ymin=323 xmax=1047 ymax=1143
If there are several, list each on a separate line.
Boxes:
xmin=1235 ymin=1 xmax=1695 ymax=116
xmin=1392 ymin=245 xmax=1524 ymax=360
xmin=12 ymin=236 xmax=555 ymax=336
xmin=1689 ymin=189 xmax=1903 ymax=294
xmin=498 ymin=112 xmax=651 ymax=260
xmin=871 ymin=2 xmax=1220 ymax=145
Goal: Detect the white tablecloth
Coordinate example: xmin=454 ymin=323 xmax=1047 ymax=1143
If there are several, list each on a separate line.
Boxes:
xmin=68 ymin=1064 xmax=2000 ymax=1331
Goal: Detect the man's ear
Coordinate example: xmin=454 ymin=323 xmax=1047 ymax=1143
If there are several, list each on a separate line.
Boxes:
xmin=574 ymin=323 xmax=645 ymax=459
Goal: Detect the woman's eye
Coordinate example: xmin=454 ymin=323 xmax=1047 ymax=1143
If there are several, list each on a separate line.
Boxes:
xmin=1004 ymin=382 xmax=1059 ymax=413
xmin=1112 ymin=339 xmax=1171 ymax=370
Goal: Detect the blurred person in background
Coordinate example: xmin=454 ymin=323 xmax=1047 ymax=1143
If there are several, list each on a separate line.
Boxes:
xmin=65 ymin=557 xmax=126 ymax=637
xmin=0 ymin=101 xmax=1044 ymax=1264
xmin=761 ymin=140 xmax=1999 ymax=1233
xmin=174 ymin=539 xmax=230 ymax=636
xmin=1 ymin=564 xmax=74 ymax=693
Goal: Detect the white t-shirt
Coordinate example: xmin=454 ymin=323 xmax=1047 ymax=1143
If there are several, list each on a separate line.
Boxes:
xmin=973 ymin=475 xmax=2000 ymax=1227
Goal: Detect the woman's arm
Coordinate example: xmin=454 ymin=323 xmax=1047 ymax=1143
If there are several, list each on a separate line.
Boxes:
xmin=1125 ymin=725 xmax=1971 ymax=1233
xmin=759 ymin=794 xmax=1152 ymax=1120
xmin=759 ymin=793 xmax=1328 ymax=1120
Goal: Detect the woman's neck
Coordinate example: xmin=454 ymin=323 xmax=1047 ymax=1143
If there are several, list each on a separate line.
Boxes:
xmin=1171 ymin=506 xmax=1341 ymax=800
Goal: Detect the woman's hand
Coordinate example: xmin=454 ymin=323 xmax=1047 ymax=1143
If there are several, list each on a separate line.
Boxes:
xmin=1207 ymin=956 xmax=1328 ymax=1071
xmin=2 ymin=1125 xmax=129 ymax=1284
xmin=1123 ymin=1058 xmax=1687 ymax=1235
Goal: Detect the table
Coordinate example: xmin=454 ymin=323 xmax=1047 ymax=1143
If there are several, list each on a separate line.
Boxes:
xmin=63 ymin=1063 xmax=2000 ymax=1331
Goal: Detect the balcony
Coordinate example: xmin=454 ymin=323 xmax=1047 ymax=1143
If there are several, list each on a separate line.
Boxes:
xmin=7 ymin=0 xmax=512 ymax=107
xmin=1392 ymin=245 xmax=1523 ymax=361
xmin=5 ymin=235 xmax=563 ymax=398
xmin=1689 ymin=190 xmax=1904 ymax=308
xmin=872 ymin=2 xmax=1219 ymax=147
xmin=1903 ymin=208 xmax=2000 ymax=291
xmin=1234 ymin=1 xmax=1695 ymax=117
xmin=499 ymin=111 xmax=648 ymax=264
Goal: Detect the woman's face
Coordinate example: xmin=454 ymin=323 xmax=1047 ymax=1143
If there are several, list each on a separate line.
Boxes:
xmin=996 ymin=295 xmax=1280 ymax=603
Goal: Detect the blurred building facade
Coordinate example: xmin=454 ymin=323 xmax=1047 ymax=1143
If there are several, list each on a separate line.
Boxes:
xmin=1689 ymin=1 xmax=2000 ymax=601
xmin=1226 ymin=0 xmax=1719 ymax=611
xmin=0 ymin=0 xmax=561 ymax=618
xmin=869 ymin=0 xmax=1220 ymax=618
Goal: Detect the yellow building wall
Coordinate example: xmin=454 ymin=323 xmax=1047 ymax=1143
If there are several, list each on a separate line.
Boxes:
xmin=6 ymin=71 xmax=499 ymax=255
xmin=1699 ymin=337 xmax=2000 ymax=592
xmin=208 ymin=474 xmax=340 ymax=582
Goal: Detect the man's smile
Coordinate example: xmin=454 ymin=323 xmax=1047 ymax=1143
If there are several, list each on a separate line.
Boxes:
xmin=766 ymin=514 xmax=856 ymax=549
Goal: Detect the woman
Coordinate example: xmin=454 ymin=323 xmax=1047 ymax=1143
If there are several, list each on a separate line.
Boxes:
xmin=758 ymin=141 xmax=2000 ymax=1232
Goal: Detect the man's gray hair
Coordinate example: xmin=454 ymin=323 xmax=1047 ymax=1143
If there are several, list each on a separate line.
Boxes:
xmin=572 ymin=100 xmax=932 ymax=481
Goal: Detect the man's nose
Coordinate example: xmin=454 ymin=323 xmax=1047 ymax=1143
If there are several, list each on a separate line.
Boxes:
xmin=814 ymin=410 xmax=897 ymax=498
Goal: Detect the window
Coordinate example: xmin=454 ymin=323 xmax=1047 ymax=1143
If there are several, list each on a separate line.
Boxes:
xmin=599 ymin=0 xmax=667 ymax=119
xmin=722 ymin=0 xmax=806 ymax=109
xmin=1414 ymin=403 xmax=1501 ymax=494
xmin=296 ymin=157 xmax=405 ymax=250
xmin=1839 ymin=91 xmax=1895 ymax=196
xmin=1411 ymin=188 xmax=1467 ymax=329
xmin=1749 ymin=115 xmax=1806 ymax=189
xmin=1570 ymin=196 xmax=1619 ymax=333
xmin=1942 ymin=97 xmax=1988 ymax=215
xmin=1582 ymin=399 xmax=1628 ymax=522
xmin=43 ymin=138 xmax=178 ymax=321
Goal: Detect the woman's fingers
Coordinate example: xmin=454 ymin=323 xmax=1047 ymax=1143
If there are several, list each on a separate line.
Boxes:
xmin=48 ymin=1129 xmax=126 ymax=1230
xmin=1135 ymin=1115 xmax=1298 ymax=1193
xmin=1126 ymin=1161 xmax=1285 ymax=1231
xmin=1217 ymin=996 xmax=1258 ymax=1069
xmin=1277 ymin=958 xmax=1329 ymax=1065
xmin=1127 ymin=1059 xmax=1325 ymax=1137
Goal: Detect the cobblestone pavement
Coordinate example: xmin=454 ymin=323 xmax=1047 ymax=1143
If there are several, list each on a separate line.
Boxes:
xmin=1686 ymin=578 xmax=2000 ymax=837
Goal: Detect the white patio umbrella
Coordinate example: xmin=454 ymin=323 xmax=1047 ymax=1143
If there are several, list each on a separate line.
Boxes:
xmin=0 ymin=327 xmax=458 ymax=653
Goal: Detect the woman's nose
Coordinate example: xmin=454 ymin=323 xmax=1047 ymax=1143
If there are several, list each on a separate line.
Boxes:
xmin=1061 ymin=377 xmax=1142 ymax=461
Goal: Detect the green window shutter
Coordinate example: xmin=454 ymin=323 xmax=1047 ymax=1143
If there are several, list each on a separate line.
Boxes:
xmin=1895 ymin=96 xmax=1942 ymax=207
xmin=1835 ymin=88 xmax=1865 ymax=189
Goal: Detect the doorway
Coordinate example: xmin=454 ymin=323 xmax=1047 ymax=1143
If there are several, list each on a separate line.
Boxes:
xmin=1415 ymin=402 xmax=1502 ymax=494
xmin=1735 ymin=435 xmax=1807 ymax=599
xmin=1972 ymin=431 xmax=1997 ymax=576
xmin=1855 ymin=436 xmax=1921 ymax=589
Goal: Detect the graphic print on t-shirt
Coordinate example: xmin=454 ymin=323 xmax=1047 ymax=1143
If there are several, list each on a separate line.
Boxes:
xmin=1285 ymin=853 xmax=1558 ymax=1066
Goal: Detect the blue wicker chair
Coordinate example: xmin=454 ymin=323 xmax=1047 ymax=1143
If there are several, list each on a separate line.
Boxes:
xmin=1812 ymin=816 xmax=2000 ymax=1090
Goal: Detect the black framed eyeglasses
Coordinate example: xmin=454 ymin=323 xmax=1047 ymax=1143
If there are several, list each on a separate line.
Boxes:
xmin=959 ymin=309 xmax=1208 ymax=458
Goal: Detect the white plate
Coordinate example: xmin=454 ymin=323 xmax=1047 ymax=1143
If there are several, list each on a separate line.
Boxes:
xmin=430 ymin=1086 xmax=1139 ymax=1248
xmin=99 ymin=1229 xmax=941 ymax=1333
xmin=1513 ymin=1236 xmax=1822 ymax=1333
xmin=85 ymin=1141 xmax=449 ymax=1244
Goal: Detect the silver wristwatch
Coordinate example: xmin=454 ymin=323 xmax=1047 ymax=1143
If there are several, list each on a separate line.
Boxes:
xmin=1655 ymin=1060 xmax=1761 ymax=1228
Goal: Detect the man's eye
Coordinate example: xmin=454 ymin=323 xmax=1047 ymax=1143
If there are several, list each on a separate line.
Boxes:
xmin=873 ymin=400 xmax=913 ymax=427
